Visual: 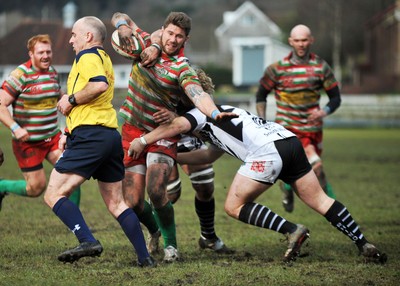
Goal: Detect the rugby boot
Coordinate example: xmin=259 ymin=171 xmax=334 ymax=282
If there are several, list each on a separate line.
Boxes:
xmin=283 ymin=224 xmax=310 ymax=263
xmin=58 ymin=240 xmax=103 ymax=263
xmin=198 ymin=236 xmax=235 ymax=254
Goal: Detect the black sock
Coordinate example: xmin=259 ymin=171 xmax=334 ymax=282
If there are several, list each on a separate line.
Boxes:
xmin=324 ymin=200 xmax=368 ymax=248
xmin=195 ymin=197 xmax=217 ymax=240
xmin=238 ymin=202 xmax=296 ymax=234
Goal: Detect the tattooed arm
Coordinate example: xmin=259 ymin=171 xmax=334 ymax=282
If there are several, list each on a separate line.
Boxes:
xmin=184 ymin=84 xmax=237 ymax=122
xmin=184 ymin=84 xmax=216 ymax=117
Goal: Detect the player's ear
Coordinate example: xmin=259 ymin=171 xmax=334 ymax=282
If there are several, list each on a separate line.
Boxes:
xmin=86 ymin=32 xmax=93 ymax=42
xmin=288 ymin=37 xmax=293 ymax=47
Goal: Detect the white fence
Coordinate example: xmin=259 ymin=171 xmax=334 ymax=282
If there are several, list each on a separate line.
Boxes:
xmin=215 ymin=94 xmax=400 ymax=128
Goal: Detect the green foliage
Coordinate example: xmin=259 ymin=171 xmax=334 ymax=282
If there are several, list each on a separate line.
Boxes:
xmin=0 ymin=127 xmax=399 ymax=285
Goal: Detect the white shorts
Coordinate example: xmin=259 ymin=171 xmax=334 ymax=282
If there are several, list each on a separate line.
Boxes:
xmin=237 ymin=141 xmax=282 ymax=184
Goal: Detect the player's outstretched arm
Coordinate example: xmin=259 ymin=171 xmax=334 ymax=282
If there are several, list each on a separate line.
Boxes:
xmin=128 ymin=116 xmax=191 ymax=158
xmin=184 ymin=84 xmax=221 ymax=119
xmin=184 ymin=84 xmax=238 ymax=121
xmin=177 ymin=145 xmax=224 ymax=165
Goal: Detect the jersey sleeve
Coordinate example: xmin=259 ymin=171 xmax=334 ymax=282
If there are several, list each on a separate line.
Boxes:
xmin=1 ymin=67 xmax=25 ymax=98
xmin=259 ymin=62 xmax=279 ymax=91
xmin=179 ymin=64 xmax=201 ymax=90
xmin=322 ymin=61 xmax=339 ymax=91
xmin=183 ymin=108 xmax=206 ymax=133
xmin=136 ymin=28 xmax=151 ymax=45
xmin=77 ymin=52 xmax=108 ymax=84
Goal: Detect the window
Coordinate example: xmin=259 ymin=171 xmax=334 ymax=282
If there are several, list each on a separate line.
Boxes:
xmin=242 ymin=14 xmax=256 ymax=26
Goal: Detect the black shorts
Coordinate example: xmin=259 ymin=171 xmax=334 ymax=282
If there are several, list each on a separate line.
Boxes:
xmin=55 ymin=125 xmax=124 ymax=182
xmin=274 ymin=136 xmax=312 ymax=184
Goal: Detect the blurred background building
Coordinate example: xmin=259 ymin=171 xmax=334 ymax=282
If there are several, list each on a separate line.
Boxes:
xmin=0 ymin=0 xmax=399 ymax=126
xmin=0 ymin=0 xmax=398 ymax=91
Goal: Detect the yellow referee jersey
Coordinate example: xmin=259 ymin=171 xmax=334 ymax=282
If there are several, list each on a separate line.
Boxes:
xmin=67 ymin=47 xmax=117 ymax=132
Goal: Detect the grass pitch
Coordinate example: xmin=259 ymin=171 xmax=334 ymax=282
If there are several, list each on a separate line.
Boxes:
xmin=0 ymin=126 xmax=399 ymax=285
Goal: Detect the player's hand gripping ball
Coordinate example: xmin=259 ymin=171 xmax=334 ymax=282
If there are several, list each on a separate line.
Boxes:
xmin=111 ymin=30 xmax=145 ymax=60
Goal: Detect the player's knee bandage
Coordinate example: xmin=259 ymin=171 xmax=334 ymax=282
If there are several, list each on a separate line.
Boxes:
xmin=189 ymin=167 xmax=215 ymax=185
xmin=308 ymin=154 xmax=321 ymax=167
xmin=167 ymin=178 xmax=182 ymax=196
xmin=147 ymin=152 xmax=175 ymax=167
xmin=125 ymin=164 xmax=146 ymax=175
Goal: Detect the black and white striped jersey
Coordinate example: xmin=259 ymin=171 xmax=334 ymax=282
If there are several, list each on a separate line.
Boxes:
xmin=182 ymin=105 xmax=296 ymax=162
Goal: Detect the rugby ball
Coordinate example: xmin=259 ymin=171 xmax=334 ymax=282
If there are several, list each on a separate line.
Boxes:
xmin=111 ymin=30 xmax=145 ymax=60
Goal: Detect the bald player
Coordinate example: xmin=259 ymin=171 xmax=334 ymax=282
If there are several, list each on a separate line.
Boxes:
xmin=255 ymin=24 xmax=340 ymax=213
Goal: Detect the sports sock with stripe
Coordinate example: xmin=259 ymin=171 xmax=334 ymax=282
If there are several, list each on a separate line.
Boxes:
xmin=238 ymin=202 xmax=297 ymax=234
xmin=195 ymin=197 xmax=217 ymax=240
xmin=324 ymin=200 xmax=368 ymax=247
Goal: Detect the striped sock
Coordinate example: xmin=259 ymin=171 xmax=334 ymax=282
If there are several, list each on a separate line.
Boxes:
xmin=195 ymin=197 xmax=217 ymax=240
xmin=324 ymin=200 xmax=368 ymax=247
xmin=238 ymin=202 xmax=296 ymax=234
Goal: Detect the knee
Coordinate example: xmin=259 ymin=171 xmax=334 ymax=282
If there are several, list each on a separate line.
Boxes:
xmin=26 ymin=181 xmax=47 ymax=197
xmin=190 ymin=166 xmax=215 ymax=200
xmin=167 ymin=178 xmax=181 ymax=204
xmin=149 ymin=190 xmax=165 ymax=206
xmin=147 ymin=179 xmax=168 ymax=206
xmin=124 ymin=192 xmax=143 ymax=209
xmin=308 ymin=154 xmax=322 ymax=178
xmin=312 ymin=161 xmax=323 ymax=178
xmin=43 ymin=187 xmax=58 ymax=208
xmin=224 ymin=202 xmax=237 ymax=219
xmin=147 ymin=176 xmax=169 ymax=206
xmin=193 ymin=184 xmax=214 ymax=201
xmin=43 ymin=191 xmax=51 ymax=206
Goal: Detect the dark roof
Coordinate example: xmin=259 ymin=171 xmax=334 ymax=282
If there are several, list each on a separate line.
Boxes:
xmin=0 ymin=19 xmax=131 ymax=65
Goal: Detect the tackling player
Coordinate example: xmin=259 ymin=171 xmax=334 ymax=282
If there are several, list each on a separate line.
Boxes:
xmin=128 ymin=105 xmax=387 ymax=265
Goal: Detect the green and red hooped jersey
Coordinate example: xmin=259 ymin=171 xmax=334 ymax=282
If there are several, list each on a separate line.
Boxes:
xmin=260 ymin=52 xmax=338 ymax=133
xmin=1 ymin=59 xmax=61 ymax=141
xmin=119 ymin=29 xmax=201 ymax=132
